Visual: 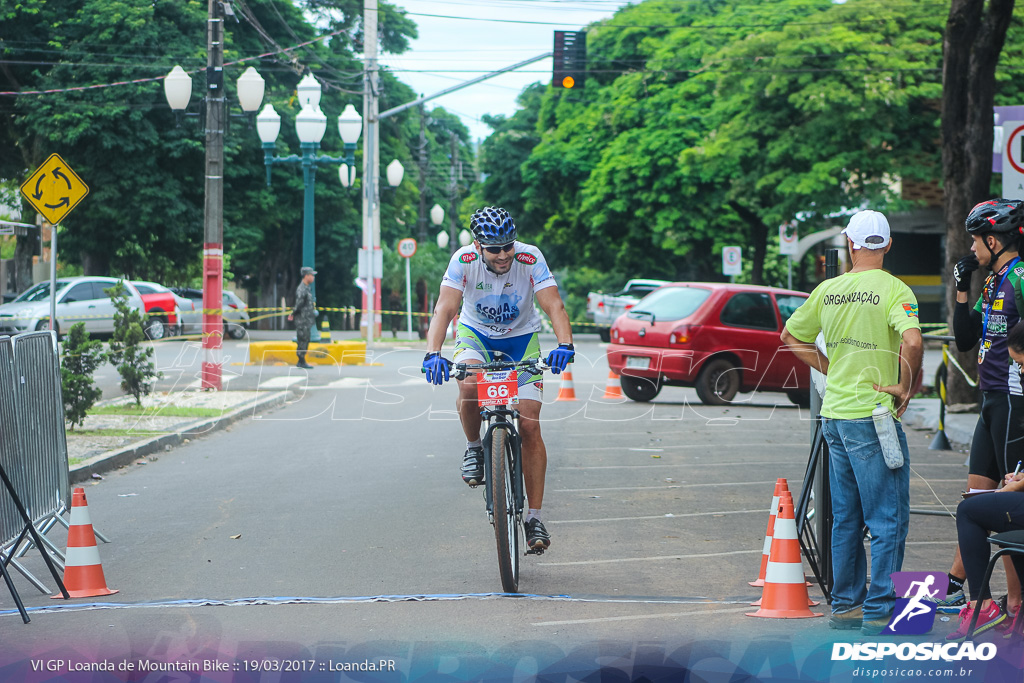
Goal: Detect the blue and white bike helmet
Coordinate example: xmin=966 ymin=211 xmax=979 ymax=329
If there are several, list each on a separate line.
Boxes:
xmin=470 ymin=207 xmax=517 ymax=245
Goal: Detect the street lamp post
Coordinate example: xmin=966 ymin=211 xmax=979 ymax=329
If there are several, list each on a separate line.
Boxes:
xmin=255 ymin=75 xmax=361 ymax=339
xmin=163 ymin=19 xmax=266 ymax=390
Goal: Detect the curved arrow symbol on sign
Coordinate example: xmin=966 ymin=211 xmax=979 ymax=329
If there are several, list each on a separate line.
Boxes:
xmin=44 ymin=197 xmax=70 ymax=210
xmin=52 ymin=167 xmax=73 ymax=190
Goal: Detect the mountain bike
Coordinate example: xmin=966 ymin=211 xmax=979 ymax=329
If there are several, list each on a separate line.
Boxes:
xmin=452 ymin=353 xmax=548 ymax=593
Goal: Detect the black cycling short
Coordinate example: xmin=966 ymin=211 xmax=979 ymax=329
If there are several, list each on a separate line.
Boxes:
xmin=970 ymin=391 xmax=1024 ymax=482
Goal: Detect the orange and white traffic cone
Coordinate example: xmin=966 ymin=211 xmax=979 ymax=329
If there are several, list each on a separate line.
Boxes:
xmin=752 ymin=490 xmax=817 ymax=606
xmin=750 ymin=479 xmax=787 ymax=587
xmin=747 ymin=495 xmax=821 ymax=619
xmin=602 ymin=371 xmax=623 ymax=399
xmin=53 ymin=488 xmax=117 ymax=599
xmin=555 ymin=370 xmax=577 ymax=401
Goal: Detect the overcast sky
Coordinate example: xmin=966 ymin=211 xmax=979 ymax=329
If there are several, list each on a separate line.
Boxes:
xmin=380 ymin=0 xmax=633 ymax=140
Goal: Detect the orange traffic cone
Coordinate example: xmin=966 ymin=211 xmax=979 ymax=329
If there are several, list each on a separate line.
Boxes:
xmin=747 ymin=495 xmax=821 ymax=619
xmin=752 ymin=490 xmax=817 ymax=606
xmin=53 ymin=488 xmax=117 ymax=599
xmin=555 ymin=370 xmax=577 ymax=401
xmin=750 ymin=479 xmax=787 ymax=587
xmin=602 ymin=371 xmax=623 ymax=399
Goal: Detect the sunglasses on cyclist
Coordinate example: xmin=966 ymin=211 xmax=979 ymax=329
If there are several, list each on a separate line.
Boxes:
xmin=482 ymin=243 xmax=515 ymax=255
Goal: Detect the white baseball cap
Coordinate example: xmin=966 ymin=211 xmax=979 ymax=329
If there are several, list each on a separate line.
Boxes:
xmin=842 ymin=210 xmax=890 ymax=250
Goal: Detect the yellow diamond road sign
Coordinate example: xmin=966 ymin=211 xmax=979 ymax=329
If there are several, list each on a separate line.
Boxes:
xmin=20 ymin=153 xmax=89 ymax=225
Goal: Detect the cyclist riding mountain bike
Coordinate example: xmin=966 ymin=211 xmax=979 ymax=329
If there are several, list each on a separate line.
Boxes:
xmin=422 ymin=207 xmax=574 ymax=551
xmin=948 ymin=197 xmax=1024 ymax=616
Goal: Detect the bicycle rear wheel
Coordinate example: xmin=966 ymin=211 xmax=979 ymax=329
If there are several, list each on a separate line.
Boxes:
xmin=490 ymin=427 xmax=520 ymax=593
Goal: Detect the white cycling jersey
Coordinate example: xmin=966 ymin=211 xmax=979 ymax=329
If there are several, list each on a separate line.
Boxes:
xmin=441 ymin=242 xmax=557 ymax=338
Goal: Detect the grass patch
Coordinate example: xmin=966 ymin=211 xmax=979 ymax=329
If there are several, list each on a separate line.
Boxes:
xmin=88 ymin=405 xmax=225 ymax=418
xmin=65 ymin=428 xmax=168 ymax=437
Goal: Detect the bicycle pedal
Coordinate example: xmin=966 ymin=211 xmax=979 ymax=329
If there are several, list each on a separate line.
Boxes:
xmin=525 ymin=547 xmax=546 ymax=556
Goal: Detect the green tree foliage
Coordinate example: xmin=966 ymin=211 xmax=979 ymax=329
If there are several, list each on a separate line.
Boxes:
xmin=474 ymin=0 xmax=1024 ymax=297
xmin=0 ymin=0 xmax=458 ymax=320
xmin=104 ymin=281 xmax=160 ymax=405
xmin=60 ymin=322 xmax=104 ymax=430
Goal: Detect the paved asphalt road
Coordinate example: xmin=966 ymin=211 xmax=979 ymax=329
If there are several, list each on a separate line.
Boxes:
xmin=0 ymin=336 xmax=992 ymax=680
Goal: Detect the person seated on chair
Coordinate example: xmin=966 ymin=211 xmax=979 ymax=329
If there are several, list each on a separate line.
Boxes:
xmin=949 ymin=472 xmax=1024 ymax=641
xmin=946 ymin=320 xmax=1024 ymax=641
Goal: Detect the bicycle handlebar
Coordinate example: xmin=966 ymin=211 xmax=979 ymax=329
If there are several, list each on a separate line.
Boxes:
xmin=451 ymin=357 xmax=549 ymax=381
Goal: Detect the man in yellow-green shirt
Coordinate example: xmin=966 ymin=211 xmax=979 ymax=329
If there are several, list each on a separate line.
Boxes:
xmin=781 ymin=210 xmax=923 ymax=635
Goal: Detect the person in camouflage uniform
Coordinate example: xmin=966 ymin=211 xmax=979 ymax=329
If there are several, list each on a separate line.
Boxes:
xmin=288 ymin=266 xmax=316 ymax=369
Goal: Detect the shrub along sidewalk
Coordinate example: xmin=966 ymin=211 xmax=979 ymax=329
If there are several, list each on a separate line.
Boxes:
xmin=65 ymin=389 xmax=290 ymax=479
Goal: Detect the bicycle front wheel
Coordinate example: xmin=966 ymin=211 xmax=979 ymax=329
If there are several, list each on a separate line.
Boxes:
xmin=490 ymin=427 xmax=520 ymax=593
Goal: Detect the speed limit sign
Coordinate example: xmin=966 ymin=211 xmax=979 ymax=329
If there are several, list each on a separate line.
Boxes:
xmin=779 ymin=223 xmax=798 ymax=255
xmin=1003 ymin=121 xmax=1024 ymax=200
xmin=722 ymin=246 xmax=742 ymax=276
xmin=398 ymin=237 xmax=417 ymax=258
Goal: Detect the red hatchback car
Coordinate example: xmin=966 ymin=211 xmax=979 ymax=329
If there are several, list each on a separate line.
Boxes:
xmin=607 ymin=283 xmax=811 ymax=405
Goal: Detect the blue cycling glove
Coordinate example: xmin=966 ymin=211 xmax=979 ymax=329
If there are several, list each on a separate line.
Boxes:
xmin=423 ymin=352 xmax=453 ymax=385
xmin=545 ymin=343 xmax=575 ymax=374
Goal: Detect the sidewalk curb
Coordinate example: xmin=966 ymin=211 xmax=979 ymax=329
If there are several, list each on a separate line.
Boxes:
xmin=68 ymin=391 xmax=291 ymax=484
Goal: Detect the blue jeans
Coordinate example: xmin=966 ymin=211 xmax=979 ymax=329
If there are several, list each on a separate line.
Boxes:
xmin=822 ymin=416 xmax=910 ymax=621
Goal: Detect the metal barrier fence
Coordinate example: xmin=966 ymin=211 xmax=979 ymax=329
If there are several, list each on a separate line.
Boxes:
xmin=0 ymin=337 xmax=22 ymax=548
xmin=0 ymin=331 xmax=73 ymax=597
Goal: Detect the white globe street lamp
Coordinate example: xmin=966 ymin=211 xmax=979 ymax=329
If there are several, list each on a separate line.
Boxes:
xmin=295 ymin=105 xmax=328 ymax=145
xmin=257 ymin=71 xmax=362 ymax=334
xmin=255 ymin=104 xmax=281 ymax=145
xmin=339 ymin=164 xmax=357 ymax=187
xmin=436 ymin=230 xmax=449 ymax=249
xmin=296 ymin=73 xmax=322 ymax=110
xmin=235 ymin=67 xmax=266 ymax=112
xmin=163 ymin=66 xmax=192 ymax=111
xmin=386 ymin=159 xmax=405 ymax=188
xmin=338 ymin=104 xmax=362 ymax=145
xmin=459 ymin=229 xmax=473 ymax=247
xmin=430 ymin=203 xmax=445 ymax=227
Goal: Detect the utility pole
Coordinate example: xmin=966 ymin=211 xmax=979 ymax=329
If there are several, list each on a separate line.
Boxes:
xmin=201 ymin=0 xmax=225 ymax=390
xmin=448 ymin=131 xmax=459 ymax=253
xmin=417 ymin=103 xmax=428 ymax=243
xmin=362 ymin=0 xmax=381 ymax=344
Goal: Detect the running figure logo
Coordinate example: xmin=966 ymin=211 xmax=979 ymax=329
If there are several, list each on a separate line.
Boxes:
xmin=885 ymin=571 xmax=947 ymax=635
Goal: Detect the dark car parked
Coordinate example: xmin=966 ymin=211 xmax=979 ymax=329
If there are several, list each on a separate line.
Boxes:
xmin=606 ymin=283 xmax=811 ymax=406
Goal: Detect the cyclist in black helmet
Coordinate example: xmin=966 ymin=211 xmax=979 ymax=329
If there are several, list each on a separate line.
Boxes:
xmin=944 ymin=198 xmax=1024 ymax=620
xmin=421 ymin=207 xmax=574 ymax=551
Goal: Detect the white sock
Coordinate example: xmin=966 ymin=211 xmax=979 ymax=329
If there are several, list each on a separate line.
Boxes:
xmin=467 ymin=439 xmax=482 ymax=450
xmin=526 ymin=509 xmax=541 ymax=523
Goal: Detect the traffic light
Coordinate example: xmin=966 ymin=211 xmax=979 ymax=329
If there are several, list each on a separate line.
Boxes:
xmin=553 ymin=30 xmax=586 ymax=89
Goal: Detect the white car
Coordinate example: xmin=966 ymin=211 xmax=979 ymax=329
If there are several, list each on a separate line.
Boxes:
xmin=0 ymin=277 xmax=146 ymax=338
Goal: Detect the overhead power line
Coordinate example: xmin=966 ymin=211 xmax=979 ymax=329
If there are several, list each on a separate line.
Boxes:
xmin=400 ymin=4 xmax=945 ymax=29
xmin=0 ymin=26 xmax=352 ymax=97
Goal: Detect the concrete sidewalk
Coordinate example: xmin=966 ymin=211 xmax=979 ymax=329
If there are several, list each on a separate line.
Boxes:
xmin=900 ymin=397 xmax=976 ymax=451
xmin=66 ymin=389 xmax=290 ymax=484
